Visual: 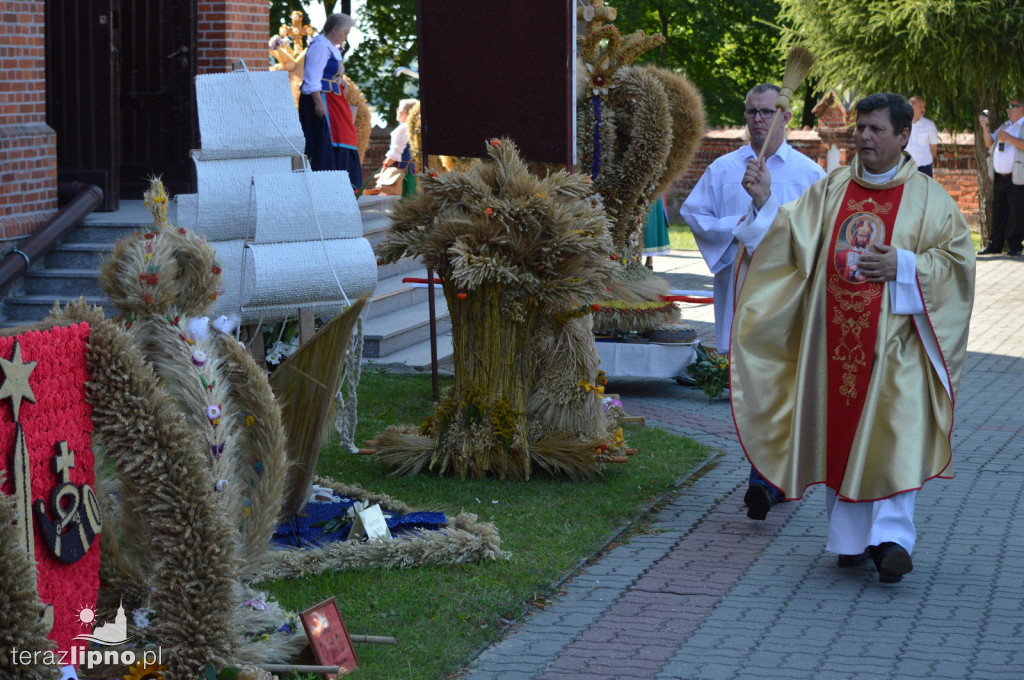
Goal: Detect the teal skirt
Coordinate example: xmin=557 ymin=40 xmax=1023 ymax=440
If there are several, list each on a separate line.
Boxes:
xmin=643 ymin=194 xmax=670 ymax=255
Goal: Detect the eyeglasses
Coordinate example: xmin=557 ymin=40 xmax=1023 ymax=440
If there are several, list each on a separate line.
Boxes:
xmin=743 ymin=108 xmax=777 ymax=119
xmin=1007 ymin=103 xmax=1023 ymax=109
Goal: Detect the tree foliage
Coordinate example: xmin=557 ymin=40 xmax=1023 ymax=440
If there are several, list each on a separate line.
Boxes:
xmin=613 ymin=0 xmax=788 ymax=126
xmin=778 ymin=0 xmax=1024 ymax=132
xmin=778 ymin=0 xmax=1024 ymax=233
xmin=269 ymin=0 xmax=307 ymax=34
xmin=344 ymin=0 xmax=419 ymax=125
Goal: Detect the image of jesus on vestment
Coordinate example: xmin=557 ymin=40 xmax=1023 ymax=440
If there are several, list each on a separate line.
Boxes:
xmin=833 ymin=214 xmax=884 ymax=283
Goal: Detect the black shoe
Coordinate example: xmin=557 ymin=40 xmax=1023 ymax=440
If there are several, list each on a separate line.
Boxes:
xmin=743 ymin=485 xmax=773 ymax=520
xmin=675 ymin=374 xmax=697 ymax=387
xmin=977 ymin=246 xmax=1002 ymax=255
xmin=1009 ymin=249 xmax=1023 ymax=257
xmin=837 ymin=551 xmax=869 ymax=567
xmin=869 ymin=542 xmax=913 ymax=583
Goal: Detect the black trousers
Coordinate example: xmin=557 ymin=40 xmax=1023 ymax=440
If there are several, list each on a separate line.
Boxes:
xmin=989 ymin=173 xmax=1024 ymax=251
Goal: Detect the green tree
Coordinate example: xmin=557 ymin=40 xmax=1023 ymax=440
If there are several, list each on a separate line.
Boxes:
xmin=269 ymin=0 xmax=307 ymax=34
xmin=777 ymin=0 xmax=1024 ymax=235
xmin=613 ymin=0 xmax=789 ymax=127
xmin=344 ymin=0 xmax=419 ymax=125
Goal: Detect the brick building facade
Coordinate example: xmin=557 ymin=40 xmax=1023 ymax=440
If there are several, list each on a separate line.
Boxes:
xmin=1 ymin=1 xmax=56 ymax=242
xmin=0 ymin=0 xmax=271 ymax=243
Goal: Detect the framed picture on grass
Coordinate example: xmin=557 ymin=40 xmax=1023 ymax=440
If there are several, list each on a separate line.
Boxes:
xmin=300 ymin=597 xmax=359 ymax=677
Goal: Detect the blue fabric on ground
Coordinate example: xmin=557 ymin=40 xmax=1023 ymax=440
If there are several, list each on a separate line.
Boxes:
xmin=272 ymin=497 xmax=447 ymax=548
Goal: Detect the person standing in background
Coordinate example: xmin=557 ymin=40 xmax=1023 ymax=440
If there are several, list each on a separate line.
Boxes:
xmin=298 ymin=13 xmax=363 ymax=189
xmin=977 ymin=99 xmax=1024 ymax=256
xmin=907 ymin=96 xmax=939 ymax=177
xmin=680 ymin=83 xmax=825 ymax=520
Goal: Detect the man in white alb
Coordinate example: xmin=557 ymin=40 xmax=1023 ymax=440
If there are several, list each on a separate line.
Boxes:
xmin=679 ymin=83 xmax=825 ymax=520
xmin=907 ymin=96 xmax=939 ymax=177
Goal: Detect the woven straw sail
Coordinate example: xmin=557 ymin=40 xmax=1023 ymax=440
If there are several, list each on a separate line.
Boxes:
xmin=174 ymin=193 xmax=198 ymax=231
xmin=194 ymin=71 xmax=304 ymax=160
xmin=252 ymin=171 xmax=361 ymax=243
xmin=208 ymin=239 xmax=247 ymax=318
xmin=241 ymin=239 xmax=376 ymax=308
xmin=191 ymin=155 xmax=294 ymax=241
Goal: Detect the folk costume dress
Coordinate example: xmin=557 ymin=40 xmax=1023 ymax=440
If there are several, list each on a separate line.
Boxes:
xmin=642 ymin=195 xmax=671 ymax=257
xmin=299 ymin=34 xmax=363 ymax=189
xmin=730 ymin=153 xmax=974 ymax=528
xmin=385 ymin=121 xmax=417 ymax=198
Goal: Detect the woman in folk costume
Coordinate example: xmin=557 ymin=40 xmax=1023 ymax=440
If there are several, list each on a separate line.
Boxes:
xmin=732 ymin=93 xmax=975 ymax=583
xmin=298 ymin=13 xmax=363 ymax=189
xmin=368 ymin=98 xmax=419 ymax=197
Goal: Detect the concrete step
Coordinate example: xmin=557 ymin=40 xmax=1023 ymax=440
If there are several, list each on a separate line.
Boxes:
xmin=376 ymin=255 xmax=425 ymax=282
xmin=42 ymin=242 xmax=114 ymax=270
xmin=22 ymin=268 xmax=107 ymax=297
xmin=362 ymin=298 xmax=451 ymax=359
xmin=363 ymin=331 xmax=454 ymax=372
xmin=369 ymin=265 xmax=444 ymax=319
xmin=3 ymin=294 xmax=114 ymax=322
xmin=63 ymin=221 xmax=143 ymax=244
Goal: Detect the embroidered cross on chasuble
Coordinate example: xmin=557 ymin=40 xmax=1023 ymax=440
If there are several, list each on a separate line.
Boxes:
xmin=824 ymin=182 xmax=904 ymax=490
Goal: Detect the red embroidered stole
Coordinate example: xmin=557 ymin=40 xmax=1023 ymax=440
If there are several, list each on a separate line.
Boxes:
xmin=825 ymin=181 xmax=904 ymax=491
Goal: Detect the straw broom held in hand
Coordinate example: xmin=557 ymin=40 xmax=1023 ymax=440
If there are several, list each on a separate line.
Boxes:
xmin=744 ymin=46 xmax=816 ymax=186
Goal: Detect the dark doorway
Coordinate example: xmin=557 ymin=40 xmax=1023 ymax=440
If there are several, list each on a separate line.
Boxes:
xmin=46 ymin=0 xmax=198 ymax=210
xmin=118 ymin=0 xmax=198 ymax=199
xmin=45 ymin=0 xmax=120 ymax=211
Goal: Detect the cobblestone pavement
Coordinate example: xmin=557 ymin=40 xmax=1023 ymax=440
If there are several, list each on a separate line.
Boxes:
xmin=465 ymin=250 xmax=1024 ymax=680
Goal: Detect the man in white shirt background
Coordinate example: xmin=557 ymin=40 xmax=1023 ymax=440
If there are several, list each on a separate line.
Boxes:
xmin=907 ymin=95 xmax=939 ymax=177
xmin=679 ymin=83 xmax=826 ymax=520
xmin=978 ymin=99 xmax=1024 ymax=257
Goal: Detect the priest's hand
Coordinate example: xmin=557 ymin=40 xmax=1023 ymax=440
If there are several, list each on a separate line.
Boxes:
xmin=743 ymin=158 xmax=772 ymax=210
xmin=858 ymin=244 xmax=898 ymax=282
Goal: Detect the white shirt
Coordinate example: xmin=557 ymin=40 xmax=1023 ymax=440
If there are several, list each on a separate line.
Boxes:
xmin=991 ymin=118 xmax=1023 ymax=175
xmin=679 ymin=141 xmax=825 ymax=351
xmin=301 ymin=35 xmax=343 ymax=95
xmin=386 ymin=122 xmax=410 ymax=163
xmin=906 ymin=117 xmax=939 ymax=166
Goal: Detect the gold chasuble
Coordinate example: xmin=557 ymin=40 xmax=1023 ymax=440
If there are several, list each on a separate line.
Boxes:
xmin=730 ymin=153 xmax=975 ymax=502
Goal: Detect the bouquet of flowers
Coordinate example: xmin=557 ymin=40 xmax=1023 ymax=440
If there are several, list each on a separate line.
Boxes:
xmin=686 ymin=343 xmax=729 ymax=400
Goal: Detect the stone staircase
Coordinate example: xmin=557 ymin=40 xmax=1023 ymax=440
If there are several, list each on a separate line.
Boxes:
xmin=1 ymin=196 xmax=453 ymax=370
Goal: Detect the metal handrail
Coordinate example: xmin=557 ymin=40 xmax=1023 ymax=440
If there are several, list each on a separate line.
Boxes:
xmin=0 ymin=183 xmax=104 ymax=296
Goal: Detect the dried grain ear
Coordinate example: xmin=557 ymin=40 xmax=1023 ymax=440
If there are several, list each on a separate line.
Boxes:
xmin=0 ymin=472 xmax=61 ymax=680
xmin=645 ymin=66 xmax=706 ymax=197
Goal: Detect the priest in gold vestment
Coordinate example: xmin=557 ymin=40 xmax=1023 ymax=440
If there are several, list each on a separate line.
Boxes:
xmin=733 ymin=93 xmax=975 ymax=583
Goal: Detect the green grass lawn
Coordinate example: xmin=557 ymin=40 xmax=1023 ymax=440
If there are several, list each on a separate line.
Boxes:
xmin=668 ymin=221 xmax=697 ymax=251
xmin=258 ymin=369 xmax=710 ymax=680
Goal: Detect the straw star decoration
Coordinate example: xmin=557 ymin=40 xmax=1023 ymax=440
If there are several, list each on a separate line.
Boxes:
xmin=0 ymin=341 xmax=37 ymax=420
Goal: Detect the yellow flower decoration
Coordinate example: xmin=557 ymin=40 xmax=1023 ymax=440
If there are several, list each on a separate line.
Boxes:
xmin=124 ymin=659 xmax=167 ymax=680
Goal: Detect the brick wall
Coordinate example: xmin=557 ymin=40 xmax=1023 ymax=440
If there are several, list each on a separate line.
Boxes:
xmin=0 ymin=0 xmax=57 ymax=241
xmin=664 ymin=127 xmax=982 ymax=225
xmin=197 ymin=1 xmax=269 ymax=74
xmin=362 ymin=126 xmax=391 ymax=181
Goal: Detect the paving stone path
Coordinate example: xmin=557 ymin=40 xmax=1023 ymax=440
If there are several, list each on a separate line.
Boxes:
xmin=464 ymin=250 xmax=1024 ymax=680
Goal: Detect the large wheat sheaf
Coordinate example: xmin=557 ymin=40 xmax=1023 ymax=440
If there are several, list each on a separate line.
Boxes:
xmin=375 ymin=139 xmax=625 ymax=480
xmin=576 ymin=25 xmax=706 ymax=335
